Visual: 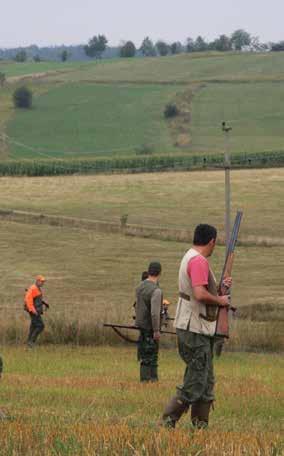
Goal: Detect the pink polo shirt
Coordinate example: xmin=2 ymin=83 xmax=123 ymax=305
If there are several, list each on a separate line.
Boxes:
xmin=187 ymin=254 xmax=209 ymax=287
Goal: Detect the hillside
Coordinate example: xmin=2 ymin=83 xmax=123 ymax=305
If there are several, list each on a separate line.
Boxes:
xmin=1 ymin=52 xmax=284 ymax=161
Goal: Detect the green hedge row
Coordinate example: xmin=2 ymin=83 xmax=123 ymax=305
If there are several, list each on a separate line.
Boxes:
xmin=0 ymin=150 xmax=284 ymax=176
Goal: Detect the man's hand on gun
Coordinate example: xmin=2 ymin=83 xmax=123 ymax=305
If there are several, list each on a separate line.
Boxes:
xmin=218 ymin=276 xmax=233 ymax=308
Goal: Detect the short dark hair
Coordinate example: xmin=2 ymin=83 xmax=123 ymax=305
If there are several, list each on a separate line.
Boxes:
xmin=141 ymin=271 xmax=149 ymax=281
xmin=148 ymin=261 xmax=162 ymax=276
xmin=193 ymin=224 xmax=217 ymax=246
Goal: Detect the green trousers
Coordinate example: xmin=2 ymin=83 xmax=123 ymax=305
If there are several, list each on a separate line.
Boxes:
xmin=137 ymin=330 xmax=159 ymax=382
xmin=176 ymin=329 xmax=215 ymax=404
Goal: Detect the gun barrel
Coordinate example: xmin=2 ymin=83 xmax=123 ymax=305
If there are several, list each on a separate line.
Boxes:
xmin=220 ymin=211 xmax=243 ymax=287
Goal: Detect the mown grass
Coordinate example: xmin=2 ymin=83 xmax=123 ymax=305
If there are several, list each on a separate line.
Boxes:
xmin=0 ymin=218 xmax=283 ymax=350
xmin=0 ymin=60 xmax=84 ymax=78
xmin=56 ymin=52 xmax=284 ymax=84
xmin=0 ymin=168 xmax=283 ymax=238
xmin=0 ymin=346 xmax=283 ymax=455
xmin=6 ymin=83 xmax=179 ymax=159
xmin=3 ymin=52 xmax=284 ymax=84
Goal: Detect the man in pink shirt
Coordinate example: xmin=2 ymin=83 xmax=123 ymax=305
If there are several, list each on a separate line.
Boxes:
xmin=161 ymin=224 xmax=231 ymax=429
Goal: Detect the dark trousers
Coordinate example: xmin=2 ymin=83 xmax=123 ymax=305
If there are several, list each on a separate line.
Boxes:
xmin=176 ymin=329 xmax=215 ymax=404
xmin=28 ymin=313 xmax=45 ymax=345
xmin=137 ymin=330 xmax=159 ymax=382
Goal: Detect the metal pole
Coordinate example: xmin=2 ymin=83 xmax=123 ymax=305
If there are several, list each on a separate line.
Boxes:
xmin=222 ymin=122 xmax=232 ymax=252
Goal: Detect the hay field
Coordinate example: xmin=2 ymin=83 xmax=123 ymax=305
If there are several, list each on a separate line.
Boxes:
xmin=0 ymin=168 xmax=283 ymax=238
xmin=0 ymin=346 xmax=283 ymax=455
xmin=55 ymin=52 xmax=284 ymax=84
xmin=0 ymin=217 xmax=283 ymax=350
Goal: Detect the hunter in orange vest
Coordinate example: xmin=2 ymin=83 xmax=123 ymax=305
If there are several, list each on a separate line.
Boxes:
xmin=25 ymin=275 xmax=49 ymax=347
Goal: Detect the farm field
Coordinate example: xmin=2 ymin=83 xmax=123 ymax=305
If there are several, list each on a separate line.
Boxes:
xmin=1 ymin=52 xmax=284 ymax=160
xmin=6 ymin=83 xmax=178 ymax=159
xmin=0 ymin=168 xmax=283 ymax=350
xmin=0 ymin=216 xmax=283 ymax=351
xmin=190 ymin=82 xmax=284 ymax=154
xmin=0 ymin=168 xmax=283 ymax=238
xmin=0 ymin=60 xmax=84 ymax=78
xmin=0 ymin=346 xmax=283 ymax=455
xmin=53 ymin=52 xmax=284 ymax=84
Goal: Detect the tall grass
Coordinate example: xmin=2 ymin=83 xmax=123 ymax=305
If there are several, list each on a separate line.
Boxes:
xmin=0 ymin=314 xmax=282 ymax=352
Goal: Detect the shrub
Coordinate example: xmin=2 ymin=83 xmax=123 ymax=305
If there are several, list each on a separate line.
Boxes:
xmin=164 ymin=103 xmax=179 ymax=118
xmin=14 ymin=50 xmax=27 ymax=62
xmin=13 ymin=86 xmax=33 ymax=109
xmin=135 ymin=144 xmax=153 ymax=155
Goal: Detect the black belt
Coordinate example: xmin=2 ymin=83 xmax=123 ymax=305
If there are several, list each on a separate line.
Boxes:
xmin=179 ymin=292 xmax=191 ymax=301
xmin=200 ymin=313 xmax=217 ymax=322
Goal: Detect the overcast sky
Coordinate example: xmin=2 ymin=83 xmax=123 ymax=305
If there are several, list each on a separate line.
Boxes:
xmin=2 ymin=0 xmax=284 ymax=48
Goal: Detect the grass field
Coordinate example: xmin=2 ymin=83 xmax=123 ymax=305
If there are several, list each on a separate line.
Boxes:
xmin=54 ymin=52 xmax=284 ymax=84
xmin=190 ymin=82 xmax=284 ymax=154
xmin=1 ymin=52 xmax=284 ymax=160
xmin=0 ymin=60 xmax=84 ymax=78
xmin=0 ymin=168 xmax=283 ymax=350
xmin=6 ymin=83 xmax=179 ymax=159
xmin=0 ymin=346 xmax=283 ymax=455
xmin=0 ymin=215 xmax=283 ymax=351
xmin=0 ymin=168 xmax=283 ymax=238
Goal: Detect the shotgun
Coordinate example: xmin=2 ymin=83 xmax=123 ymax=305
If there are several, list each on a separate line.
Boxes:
xmin=215 ymin=210 xmax=243 ymax=338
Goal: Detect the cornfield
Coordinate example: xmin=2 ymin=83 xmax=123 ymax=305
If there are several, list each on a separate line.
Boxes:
xmin=0 ymin=150 xmax=284 ymax=176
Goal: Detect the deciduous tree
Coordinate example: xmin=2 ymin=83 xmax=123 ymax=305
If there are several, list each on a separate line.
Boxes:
xmin=120 ymin=41 xmax=136 ymax=58
xmin=156 ymin=41 xmax=170 ymax=56
xmin=140 ymin=37 xmax=156 ymax=57
xmin=231 ymin=29 xmax=251 ymax=51
xmin=84 ymin=35 xmax=108 ymax=59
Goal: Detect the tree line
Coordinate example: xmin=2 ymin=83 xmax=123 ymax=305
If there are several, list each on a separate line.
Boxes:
xmin=1 ymin=29 xmax=284 ymax=63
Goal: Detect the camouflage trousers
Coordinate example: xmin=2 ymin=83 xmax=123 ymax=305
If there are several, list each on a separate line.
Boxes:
xmin=137 ymin=330 xmax=159 ymax=382
xmin=176 ymin=329 xmax=215 ymax=404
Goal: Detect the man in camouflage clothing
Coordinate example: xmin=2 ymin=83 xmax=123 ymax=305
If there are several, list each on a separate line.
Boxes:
xmin=135 ymin=262 xmax=163 ymax=382
xmin=161 ymin=224 xmax=232 ymax=428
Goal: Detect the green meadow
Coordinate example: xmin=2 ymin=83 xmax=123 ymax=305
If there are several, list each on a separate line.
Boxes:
xmin=6 ymin=83 xmax=178 ymax=159
xmin=1 ymin=52 xmax=284 ymax=160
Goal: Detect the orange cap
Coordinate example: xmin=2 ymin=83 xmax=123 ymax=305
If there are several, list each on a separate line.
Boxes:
xmin=36 ymin=275 xmax=46 ymax=282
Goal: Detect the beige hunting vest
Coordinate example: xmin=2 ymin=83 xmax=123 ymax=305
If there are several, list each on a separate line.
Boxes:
xmin=174 ymin=248 xmax=218 ymax=337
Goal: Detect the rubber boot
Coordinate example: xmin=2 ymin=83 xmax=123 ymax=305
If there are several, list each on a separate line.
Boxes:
xmin=161 ymin=396 xmax=189 ymax=428
xmin=140 ymin=364 xmax=151 ymax=382
xmin=191 ymin=401 xmax=212 ymax=428
xmin=150 ymin=366 xmax=158 ymax=382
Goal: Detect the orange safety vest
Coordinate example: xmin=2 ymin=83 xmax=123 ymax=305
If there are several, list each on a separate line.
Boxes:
xmin=24 ymin=285 xmax=42 ymax=314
